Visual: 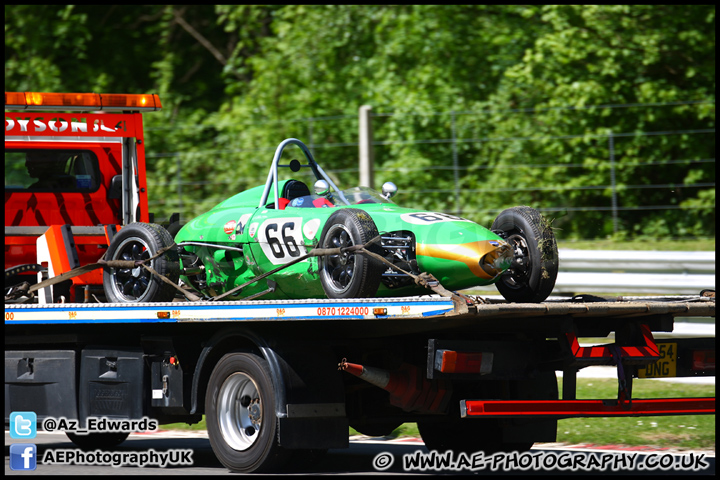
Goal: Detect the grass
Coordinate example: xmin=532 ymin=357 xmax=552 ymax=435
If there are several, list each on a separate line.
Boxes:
xmin=164 ymin=379 xmax=714 ymax=450
xmin=349 ymin=379 xmax=715 ymax=450
xmin=555 ymin=378 xmax=715 ymax=450
xmin=163 ymin=418 xmax=207 ymax=431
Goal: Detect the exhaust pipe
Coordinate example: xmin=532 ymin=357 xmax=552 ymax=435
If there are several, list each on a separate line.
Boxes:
xmin=338 ymin=358 xmax=451 ymax=413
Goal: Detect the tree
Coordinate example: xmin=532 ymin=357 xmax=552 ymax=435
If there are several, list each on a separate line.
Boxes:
xmin=471 ymin=5 xmax=715 ymax=237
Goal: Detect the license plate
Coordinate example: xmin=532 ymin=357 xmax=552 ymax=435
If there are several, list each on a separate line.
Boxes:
xmin=638 ymin=342 xmax=677 ymax=378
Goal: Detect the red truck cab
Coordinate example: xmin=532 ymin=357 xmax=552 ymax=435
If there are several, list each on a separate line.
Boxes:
xmin=4 ymin=92 xmax=161 ymax=302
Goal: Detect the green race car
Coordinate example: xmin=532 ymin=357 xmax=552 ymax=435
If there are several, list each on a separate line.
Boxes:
xmin=102 ymin=138 xmax=558 ymax=303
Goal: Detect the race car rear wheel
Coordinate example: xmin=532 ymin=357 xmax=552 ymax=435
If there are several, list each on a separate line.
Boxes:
xmin=491 ymin=206 xmax=558 ymax=303
xmin=318 ymin=209 xmax=383 ymax=299
xmin=103 ymin=223 xmax=179 ymax=303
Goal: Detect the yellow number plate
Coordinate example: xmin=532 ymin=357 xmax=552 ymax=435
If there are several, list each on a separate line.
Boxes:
xmin=638 ymin=342 xmax=677 ymax=378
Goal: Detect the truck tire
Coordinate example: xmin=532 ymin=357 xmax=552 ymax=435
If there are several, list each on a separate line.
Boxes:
xmin=318 ymin=209 xmax=384 ymax=299
xmin=205 ymin=352 xmax=290 ymax=473
xmin=103 ymin=223 xmax=179 ymax=303
xmin=491 ymin=206 xmax=558 ymax=303
xmin=418 ymin=372 xmax=558 ymax=454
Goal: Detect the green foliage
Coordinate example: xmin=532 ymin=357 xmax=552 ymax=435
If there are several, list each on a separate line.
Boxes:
xmin=476 ymin=5 xmax=715 ymax=237
xmin=5 ymin=5 xmax=89 ymax=92
xmin=5 ymin=5 xmax=715 ymax=238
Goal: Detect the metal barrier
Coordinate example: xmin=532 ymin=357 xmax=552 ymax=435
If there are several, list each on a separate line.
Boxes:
xmin=555 ymin=250 xmax=715 ymax=295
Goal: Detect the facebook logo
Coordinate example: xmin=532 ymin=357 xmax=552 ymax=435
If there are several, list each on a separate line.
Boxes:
xmin=10 ymin=444 xmax=37 ymax=470
xmin=10 ymin=411 xmax=37 ymax=439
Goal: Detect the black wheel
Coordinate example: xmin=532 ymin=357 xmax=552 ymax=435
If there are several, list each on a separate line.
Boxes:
xmin=66 ymin=432 xmax=129 ymax=450
xmin=491 ymin=206 xmax=558 ymax=303
xmin=418 ymin=372 xmax=558 ymax=454
xmin=205 ymin=352 xmax=290 ymax=473
xmin=318 ymin=209 xmax=384 ymax=299
xmin=103 ymin=223 xmax=179 ymax=303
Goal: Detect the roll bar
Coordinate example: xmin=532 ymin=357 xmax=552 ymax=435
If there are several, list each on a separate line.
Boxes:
xmin=257 ymin=138 xmax=349 ymax=208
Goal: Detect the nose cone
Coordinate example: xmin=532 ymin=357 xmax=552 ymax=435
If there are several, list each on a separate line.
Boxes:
xmin=369 ymin=207 xmax=513 ymax=288
xmin=417 ymin=240 xmax=512 ymax=281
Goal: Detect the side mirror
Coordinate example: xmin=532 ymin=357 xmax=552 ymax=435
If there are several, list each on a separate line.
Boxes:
xmin=314 ymin=179 xmax=330 ymax=195
xmin=381 ymin=182 xmax=397 ymax=200
xmin=108 ymin=175 xmax=122 ymax=199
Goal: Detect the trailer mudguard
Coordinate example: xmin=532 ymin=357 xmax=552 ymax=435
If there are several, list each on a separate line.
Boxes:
xmin=190 ymin=326 xmax=348 ymax=449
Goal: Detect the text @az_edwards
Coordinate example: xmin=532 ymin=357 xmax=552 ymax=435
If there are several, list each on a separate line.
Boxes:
xmin=42 ymin=416 xmax=158 ymax=434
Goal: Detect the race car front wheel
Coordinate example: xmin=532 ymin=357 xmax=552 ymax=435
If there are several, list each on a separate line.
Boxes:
xmin=318 ymin=209 xmax=384 ymax=299
xmin=491 ymin=206 xmax=558 ymax=303
xmin=103 ymin=223 xmax=179 ymax=303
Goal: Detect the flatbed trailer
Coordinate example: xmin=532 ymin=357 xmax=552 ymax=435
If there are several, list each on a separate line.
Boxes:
xmin=5 ymin=293 xmax=715 ymax=473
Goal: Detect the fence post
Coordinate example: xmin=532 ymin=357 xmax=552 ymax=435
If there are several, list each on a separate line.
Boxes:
xmin=451 ymin=110 xmax=460 ymax=216
xmin=359 ymin=105 xmax=374 ymax=188
xmin=307 ymin=117 xmax=314 ymax=158
xmin=608 ymin=131 xmax=618 ymax=234
xmin=176 ymin=156 xmax=183 ymax=221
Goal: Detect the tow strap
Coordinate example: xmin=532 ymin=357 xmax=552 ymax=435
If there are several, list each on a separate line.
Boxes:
xmin=609 ymin=344 xmax=633 ymax=410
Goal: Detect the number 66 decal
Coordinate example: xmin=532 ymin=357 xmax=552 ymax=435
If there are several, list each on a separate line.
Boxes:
xmin=400 ymin=211 xmax=472 ymax=225
xmin=257 ymin=218 xmax=307 ymax=265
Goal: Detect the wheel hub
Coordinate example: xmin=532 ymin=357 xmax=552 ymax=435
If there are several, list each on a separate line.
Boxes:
xmin=109 ymin=237 xmax=152 ymax=302
xmin=217 ymin=373 xmax=263 ymax=451
xmin=248 ymin=400 xmax=262 ymax=425
xmin=502 ymin=234 xmax=531 ymax=288
xmin=322 ymin=224 xmax=356 ymax=291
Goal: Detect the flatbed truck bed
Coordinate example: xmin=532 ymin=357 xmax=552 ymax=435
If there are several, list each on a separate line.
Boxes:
xmin=6 ymin=293 xmax=714 ymax=336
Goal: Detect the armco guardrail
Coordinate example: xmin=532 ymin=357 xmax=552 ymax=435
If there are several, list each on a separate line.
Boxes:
xmin=554 ymin=249 xmax=715 ymax=295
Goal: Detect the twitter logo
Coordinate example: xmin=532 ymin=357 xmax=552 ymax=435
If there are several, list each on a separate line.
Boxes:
xmin=10 ymin=411 xmax=37 ymax=439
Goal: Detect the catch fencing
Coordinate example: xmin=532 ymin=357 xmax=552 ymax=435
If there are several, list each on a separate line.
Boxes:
xmin=146 ymin=99 xmax=715 ymax=240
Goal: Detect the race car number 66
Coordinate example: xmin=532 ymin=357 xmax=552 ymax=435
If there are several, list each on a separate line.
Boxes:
xmin=257 ymin=218 xmax=307 ymax=265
